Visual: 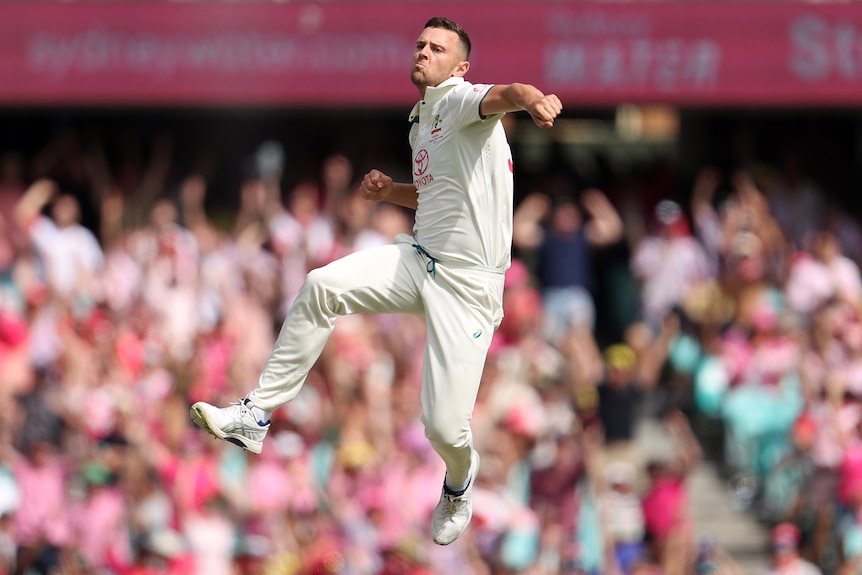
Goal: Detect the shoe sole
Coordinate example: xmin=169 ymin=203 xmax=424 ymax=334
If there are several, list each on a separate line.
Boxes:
xmin=189 ymin=403 xmax=263 ymax=454
xmin=432 ymin=450 xmax=480 ymax=545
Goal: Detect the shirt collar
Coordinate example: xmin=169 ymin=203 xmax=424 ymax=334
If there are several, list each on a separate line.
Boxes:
xmin=408 ymin=77 xmax=466 ymax=123
xmin=429 ymin=76 xmax=465 ymax=92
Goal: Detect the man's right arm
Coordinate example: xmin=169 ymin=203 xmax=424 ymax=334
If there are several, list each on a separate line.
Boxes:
xmin=480 ymin=83 xmax=562 ymax=128
xmin=359 ymin=170 xmax=418 ymax=210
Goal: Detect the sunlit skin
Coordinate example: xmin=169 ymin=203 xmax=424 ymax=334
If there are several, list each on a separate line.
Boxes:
xmin=410 ymin=27 xmax=470 ymax=95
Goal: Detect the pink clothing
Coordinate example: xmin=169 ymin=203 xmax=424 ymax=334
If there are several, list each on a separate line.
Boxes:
xmin=182 ymin=512 xmax=236 ymax=575
xmin=642 ymin=475 xmax=687 ymax=540
xmin=187 ymin=333 xmax=234 ymax=405
xmin=115 ymin=331 xmax=146 ymax=379
xmin=785 ymin=254 xmax=836 ymax=316
xmin=786 ymin=252 xmax=862 ymax=316
xmin=840 ymin=440 xmax=862 ymax=507
xmin=749 ymin=337 xmax=800 ymax=387
xmin=11 ymin=455 xmax=71 ymax=546
xmin=830 ymin=256 xmax=862 ymax=304
xmin=71 ymin=487 xmax=131 ymax=569
xmin=99 ymin=247 xmax=143 ymax=313
xmin=246 ymin=457 xmax=292 ymax=515
xmin=378 ymin=455 xmax=444 ymax=537
xmin=720 ymin=328 xmax=754 ymax=385
xmin=808 ymin=402 xmax=860 ymax=470
xmin=722 ymin=330 xmax=799 ymax=387
xmin=631 ymin=235 xmax=711 ymax=325
xmin=0 ymin=310 xmax=27 ymax=349
xmin=157 ymin=454 xmax=220 ymax=517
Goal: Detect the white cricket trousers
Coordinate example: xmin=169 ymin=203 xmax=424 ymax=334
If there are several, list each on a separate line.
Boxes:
xmin=248 ymin=234 xmax=505 ymax=487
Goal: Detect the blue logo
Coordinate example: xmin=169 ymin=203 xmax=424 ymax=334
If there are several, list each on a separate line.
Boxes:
xmin=472 ymin=330 xmax=482 ymax=339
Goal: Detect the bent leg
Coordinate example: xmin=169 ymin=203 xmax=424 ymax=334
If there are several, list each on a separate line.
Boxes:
xmin=249 ymin=243 xmax=424 ymax=411
xmin=420 ymin=266 xmax=504 ymax=488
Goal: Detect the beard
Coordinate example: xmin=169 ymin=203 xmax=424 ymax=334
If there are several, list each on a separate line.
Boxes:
xmin=411 ymin=66 xmax=429 ymax=90
xmin=411 ymin=62 xmax=448 ymax=91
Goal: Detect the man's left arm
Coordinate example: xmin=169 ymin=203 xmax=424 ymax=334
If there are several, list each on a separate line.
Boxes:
xmin=480 ymin=83 xmax=562 ymax=128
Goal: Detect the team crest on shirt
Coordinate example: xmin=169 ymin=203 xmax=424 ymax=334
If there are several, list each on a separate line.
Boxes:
xmin=429 ymin=114 xmax=445 ymax=144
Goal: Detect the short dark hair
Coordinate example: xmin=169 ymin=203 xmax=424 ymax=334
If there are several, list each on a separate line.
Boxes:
xmin=424 ymin=17 xmax=471 ymax=59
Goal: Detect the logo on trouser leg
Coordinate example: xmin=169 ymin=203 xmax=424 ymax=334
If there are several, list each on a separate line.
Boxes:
xmin=472 ymin=330 xmax=482 ymax=338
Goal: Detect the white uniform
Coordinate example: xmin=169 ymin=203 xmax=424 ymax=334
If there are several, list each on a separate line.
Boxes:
xmin=250 ymin=77 xmax=513 ymax=487
xmin=409 ymin=77 xmax=514 ymax=271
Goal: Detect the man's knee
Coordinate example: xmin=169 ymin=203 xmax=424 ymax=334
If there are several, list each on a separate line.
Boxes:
xmin=424 ymin=416 xmax=470 ymax=450
xmin=304 ymin=266 xmax=345 ymax=299
xmin=296 ymin=267 xmax=343 ymax=316
xmin=305 ymin=266 xmax=333 ymax=289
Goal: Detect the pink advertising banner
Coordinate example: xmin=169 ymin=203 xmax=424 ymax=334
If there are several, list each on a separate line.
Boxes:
xmin=1 ymin=2 xmax=862 ymax=107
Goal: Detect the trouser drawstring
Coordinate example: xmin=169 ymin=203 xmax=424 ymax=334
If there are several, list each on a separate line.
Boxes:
xmin=412 ymin=243 xmax=438 ymax=277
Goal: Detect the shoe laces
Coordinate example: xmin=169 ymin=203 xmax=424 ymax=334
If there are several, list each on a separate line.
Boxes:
xmin=440 ymin=491 xmax=468 ymax=515
xmin=228 ymin=399 xmax=253 ymax=419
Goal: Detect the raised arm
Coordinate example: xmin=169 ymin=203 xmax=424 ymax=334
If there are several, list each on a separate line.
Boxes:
xmin=480 ymin=83 xmax=562 ymax=128
xmin=581 ymin=188 xmax=624 ymax=247
xmin=358 ymin=169 xmax=419 ymax=210
xmin=15 ymin=178 xmax=57 ymax=228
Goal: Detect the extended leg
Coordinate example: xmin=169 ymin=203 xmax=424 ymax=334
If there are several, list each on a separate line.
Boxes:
xmin=192 ymin=242 xmax=425 ymax=452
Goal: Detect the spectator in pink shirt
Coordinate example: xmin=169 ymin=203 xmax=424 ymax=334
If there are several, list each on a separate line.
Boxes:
xmin=839 ymin=417 xmax=862 ymax=512
xmin=631 ymin=200 xmax=711 ymax=332
xmin=7 ymin=439 xmax=72 ymax=575
xmin=382 ymin=424 xmax=446 ymax=538
xmin=640 ymin=411 xmax=702 ymax=575
xmin=70 ymin=458 xmax=132 ymax=571
xmin=786 ymin=229 xmax=862 ymax=319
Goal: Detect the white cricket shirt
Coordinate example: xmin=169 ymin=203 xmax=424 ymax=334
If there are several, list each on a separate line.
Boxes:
xmin=408 ymin=76 xmax=514 ymax=271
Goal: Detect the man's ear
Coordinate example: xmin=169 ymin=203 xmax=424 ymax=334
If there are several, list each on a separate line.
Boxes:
xmin=452 ymin=60 xmax=470 ymax=78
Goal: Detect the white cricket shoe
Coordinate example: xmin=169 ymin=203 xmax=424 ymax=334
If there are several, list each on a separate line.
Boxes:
xmin=431 ymin=450 xmax=480 ymax=545
xmin=190 ymin=399 xmax=270 ymax=454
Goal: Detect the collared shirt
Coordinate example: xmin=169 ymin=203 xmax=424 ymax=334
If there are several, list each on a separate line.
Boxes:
xmin=407 ymin=77 xmax=513 ymax=271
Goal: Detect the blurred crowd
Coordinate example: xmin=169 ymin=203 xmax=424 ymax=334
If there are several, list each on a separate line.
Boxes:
xmin=0 ymin=123 xmax=861 ymax=575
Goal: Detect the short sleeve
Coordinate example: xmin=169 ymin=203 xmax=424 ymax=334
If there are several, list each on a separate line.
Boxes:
xmin=446 ymin=82 xmax=500 ymax=128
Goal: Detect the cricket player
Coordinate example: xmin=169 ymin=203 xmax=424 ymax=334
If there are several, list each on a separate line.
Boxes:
xmin=191 ymin=16 xmax=562 ymax=545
